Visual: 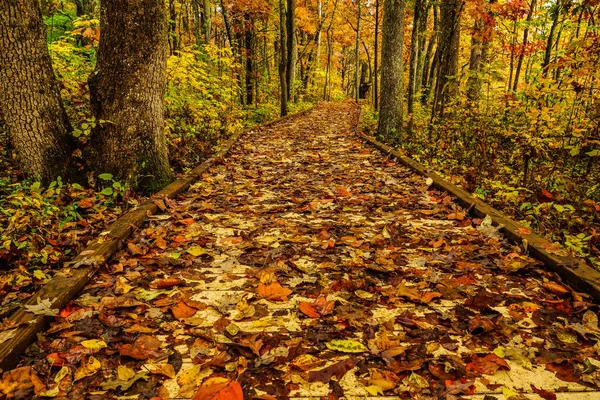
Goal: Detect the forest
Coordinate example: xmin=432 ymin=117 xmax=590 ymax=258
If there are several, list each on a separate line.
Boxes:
xmin=1 ymin=0 xmax=600 ymax=398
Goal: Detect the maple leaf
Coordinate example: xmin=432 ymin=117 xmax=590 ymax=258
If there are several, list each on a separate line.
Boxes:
xmin=25 ymin=297 xmax=59 ymax=316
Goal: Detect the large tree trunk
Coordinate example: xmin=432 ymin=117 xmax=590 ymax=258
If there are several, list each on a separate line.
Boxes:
xmin=432 ymin=0 xmax=462 ymax=117
xmin=374 ymin=0 xmax=380 ymax=110
xmin=88 ymin=0 xmax=171 ymax=192
xmin=0 ymin=0 xmax=74 ymax=182
xmin=377 ymin=0 xmax=405 ymax=142
xmin=203 ymin=0 xmax=212 ymax=43
xmin=467 ymin=2 xmax=491 ymax=102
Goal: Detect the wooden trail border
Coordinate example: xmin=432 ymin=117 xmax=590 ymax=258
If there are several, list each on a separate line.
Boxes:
xmin=0 ymin=108 xmax=313 ymax=372
xmin=354 ymin=106 xmax=600 ymax=302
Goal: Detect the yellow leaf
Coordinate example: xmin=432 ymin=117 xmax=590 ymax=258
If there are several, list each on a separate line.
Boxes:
xmin=117 ymin=365 xmax=136 ymax=381
xmin=326 ymin=339 xmax=367 ymax=353
xmin=74 ymin=356 xmax=101 ymax=381
xmin=556 ymin=329 xmax=578 ymax=344
xmin=54 ymin=366 xmax=69 ymax=383
xmin=80 ymin=339 xmax=107 ymax=350
xmin=365 ymin=385 xmax=384 ymax=395
xmin=187 ymin=246 xmax=210 ymax=257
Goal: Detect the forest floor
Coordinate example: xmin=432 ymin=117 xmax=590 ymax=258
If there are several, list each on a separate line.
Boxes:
xmin=2 ymin=102 xmax=600 ymax=399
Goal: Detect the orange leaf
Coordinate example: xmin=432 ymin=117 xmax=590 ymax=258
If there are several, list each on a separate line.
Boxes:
xmin=517 ymin=227 xmax=533 ymax=235
xmin=171 ymin=301 xmax=197 ymax=319
xmin=336 ymin=186 xmax=351 ymax=197
xmin=150 ymin=278 xmax=185 ymax=289
xmin=258 ymin=282 xmax=292 ymax=301
xmin=192 ymin=377 xmax=243 ymax=400
xmin=542 ymin=282 xmax=570 ymax=296
xmin=298 ymin=302 xmax=320 ymax=318
xmin=420 ymin=292 xmax=442 ymax=304
xmin=77 ymin=197 xmax=95 ymax=209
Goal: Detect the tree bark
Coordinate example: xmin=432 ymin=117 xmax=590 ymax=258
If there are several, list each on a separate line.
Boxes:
xmin=513 ymin=0 xmax=536 ymax=91
xmin=408 ymin=0 xmax=425 ymax=114
xmin=377 ymin=0 xmax=405 ymax=142
xmin=374 ymin=0 xmax=380 ymax=110
xmin=203 ymin=0 xmax=212 ymax=43
xmin=286 ymin=0 xmax=296 ymax=102
xmin=0 ymin=0 xmax=74 ymax=182
xmin=279 ymin=0 xmax=289 ymax=116
xmin=432 ymin=0 xmax=462 ymax=117
xmin=88 ymin=0 xmax=171 ymax=192
xmin=355 ymin=0 xmax=361 ymax=102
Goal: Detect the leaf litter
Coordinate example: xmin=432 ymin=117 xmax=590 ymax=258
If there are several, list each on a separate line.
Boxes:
xmin=1 ymin=102 xmax=600 ymax=399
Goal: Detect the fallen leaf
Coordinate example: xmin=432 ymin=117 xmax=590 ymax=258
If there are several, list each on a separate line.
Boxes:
xmin=531 ymin=384 xmax=557 ymax=400
xmin=80 ymin=339 xmax=107 ymax=350
xmin=171 ymin=300 xmax=198 ymax=319
xmin=336 ymin=186 xmax=351 ymax=197
xmin=118 ymin=335 xmax=162 ymax=360
xmin=298 ymin=302 xmax=320 ymax=318
xmin=466 ymin=353 xmax=510 ymax=375
xmin=74 ymin=356 xmax=101 ymax=381
xmin=326 ymin=339 xmax=368 ymax=353
xmin=0 ymin=366 xmax=45 ymax=397
xmin=25 ymin=297 xmax=59 ymax=316
xmin=307 ymin=358 xmax=356 ymax=382
xmin=192 ymin=377 xmax=243 ymax=400
xmin=257 ymin=281 xmax=292 ymax=301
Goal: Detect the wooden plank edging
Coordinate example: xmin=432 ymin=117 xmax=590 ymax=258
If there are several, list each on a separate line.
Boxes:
xmin=0 ymin=107 xmax=314 ymax=372
xmin=354 ymin=105 xmax=600 ymax=301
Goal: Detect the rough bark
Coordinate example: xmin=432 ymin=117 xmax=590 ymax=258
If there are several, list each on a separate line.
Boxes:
xmin=377 ymin=0 xmax=405 ymax=142
xmin=374 ymin=0 xmax=380 ymax=110
xmin=203 ymin=0 xmax=212 ymax=43
xmin=433 ymin=0 xmax=462 ymax=117
xmin=467 ymin=2 xmax=491 ymax=102
xmin=88 ymin=0 xmax=172 ymax=192
xmin=421 ymin=3 xmax=438 ymax=104
xmin=0 ymin=0 xmax=74 ymax=182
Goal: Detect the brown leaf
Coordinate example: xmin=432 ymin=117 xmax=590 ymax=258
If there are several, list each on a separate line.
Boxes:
xmin=127 ymin=242 xmax=145 ymax=255
xmin=542 ymin=282 xmax=570 ymax=297
xmin=171 ymin=301 xmax=197 ymax=319
xmin=192 ymin=377 xmax=243 ymax=400
xmin=531 ymin=385 xmax=557 ymax=400
xmin=78 ymin=197 xmax=95 ymax=209
xmin=0 ymin=366 xmax=46 ymax=398
xmin=298 ymin=302 xmax=320 ymax=318
xmin=118 ymin=335 xmax=162 ymax=360
xmin=150 ymin=278 xmax=185 ymax=289
xmin=257 ymin=281 xmax=292 ymax=301
xmin=336 ymin=186 xmax=351 ymax=197
xmin=466 ymin=354 xmax=510 ymax=375
xmin=546 ymin=362 xmax=580 ymax=383
xmin=308 ymin=358 xmax=356 ymax=383
xmin=517 ymin=227 xmax=533 ymax=235
xmin=314 ymin=296 xmax=335 ymax=315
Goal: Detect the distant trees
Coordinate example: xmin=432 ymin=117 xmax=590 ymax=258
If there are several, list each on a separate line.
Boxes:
xmin=88 ymin=0 xmax=172 ymax=192
xmin=377 ymin=0 xmax=405 ymax=141
xmin=0 ymin=0 xmax=74 ymax=182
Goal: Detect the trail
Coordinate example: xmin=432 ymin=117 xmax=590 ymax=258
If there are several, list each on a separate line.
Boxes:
xmin=3 ymin=102 xmax=599 ymax=399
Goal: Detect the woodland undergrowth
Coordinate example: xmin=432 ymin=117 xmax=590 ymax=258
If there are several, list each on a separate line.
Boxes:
xmin=0 ymin=15 xmax=312 ymax=317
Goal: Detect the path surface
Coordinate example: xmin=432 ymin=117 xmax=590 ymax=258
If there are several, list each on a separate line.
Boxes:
xmin=3 ymin=103 xmax=600 ymax=399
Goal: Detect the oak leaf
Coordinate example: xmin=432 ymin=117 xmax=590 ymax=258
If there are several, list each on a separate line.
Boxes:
xmin=257 ymin=281 xmax=292 ymax=301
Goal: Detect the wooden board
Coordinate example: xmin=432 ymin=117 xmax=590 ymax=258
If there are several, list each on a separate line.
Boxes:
xmin=356 ymin=124 xmax=600 ymax=302
xmin=0 ymin=107 xmax=313 ymax=372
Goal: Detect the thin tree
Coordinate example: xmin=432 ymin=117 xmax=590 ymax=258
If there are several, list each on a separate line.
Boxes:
xmin=279 ymin=0 xmax=289 ymax=116
xmin=286 ymin=0 xmax=296 ymax=102
xmin=378 ymin=0 xmax=405 ymax=142
xmin=88 ymin=0 xmax=172 ymax=192
xmin=0 ymin=0 xmax=74 ymax=182
xmin=355 ymin=0 xmax=362 ymax=102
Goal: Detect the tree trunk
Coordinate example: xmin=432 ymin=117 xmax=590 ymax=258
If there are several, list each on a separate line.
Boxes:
xmin=286 ymin=0 xmax=296 ymax=102
xmin=168 ymin=0 xmax=179 ymax=55
xmin=88 ymin=0 xmax=171 ymax=192
xmin=203 ymin=0 xmax=212 ymax=43
xmin=193 ymin=0 xmax=202 ymax=47
xmin=0 ymin=0 xmax=74 ymax=182
xmin=408 ymin=0 xmax=425 ymax=114
xmin=432 ymin=0 xmax=462 ymax=117
xmin=279 ymin=0 xmax=289 ymax=116
xmin=421 ymin=3 xmax=438 ymax=104
xmin=377 ymin=0 xmax=405 ymax=142
xmin=467 ymin=2 xmax=491 ymax=102
xmin=245 ymin=14 xmax=254 ymax=106
xmin=542 ymin=5 xmax=561 ymax=78
xmin=355 ymin=0 xmax=361 ymax=102
xmin=513 ymin=0 xmax=536 ymax=91
xmin=374 ymin=0 xmax=380 ymax=110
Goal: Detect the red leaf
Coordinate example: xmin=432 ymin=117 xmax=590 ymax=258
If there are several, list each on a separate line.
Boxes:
xmin=336 ymin=186 xmax=351 ymax=197
xmin=466 ymin=354 xmax=510 ymax=375
xmin=118 ymin=335 xmax=162 ymax=360
xmin=193 ymin=377 xmax=243 ymax=400
xmin=531 ymin=385 xmax=557 ymax=400
xmin=298 ymin=302 xmax=320 ymax=318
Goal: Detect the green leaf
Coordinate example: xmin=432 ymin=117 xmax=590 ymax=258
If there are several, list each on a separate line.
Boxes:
xmin=100 ymin=187 xmax=114 ymax=196
xmin=98 ymin=173 xmax=113 ymax=181
xmin=326 ymin=339 xmax=368 ymax=353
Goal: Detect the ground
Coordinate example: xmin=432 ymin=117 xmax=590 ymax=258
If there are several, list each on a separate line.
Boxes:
xmin=1 ymin=102 xmax=599 ymax=399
